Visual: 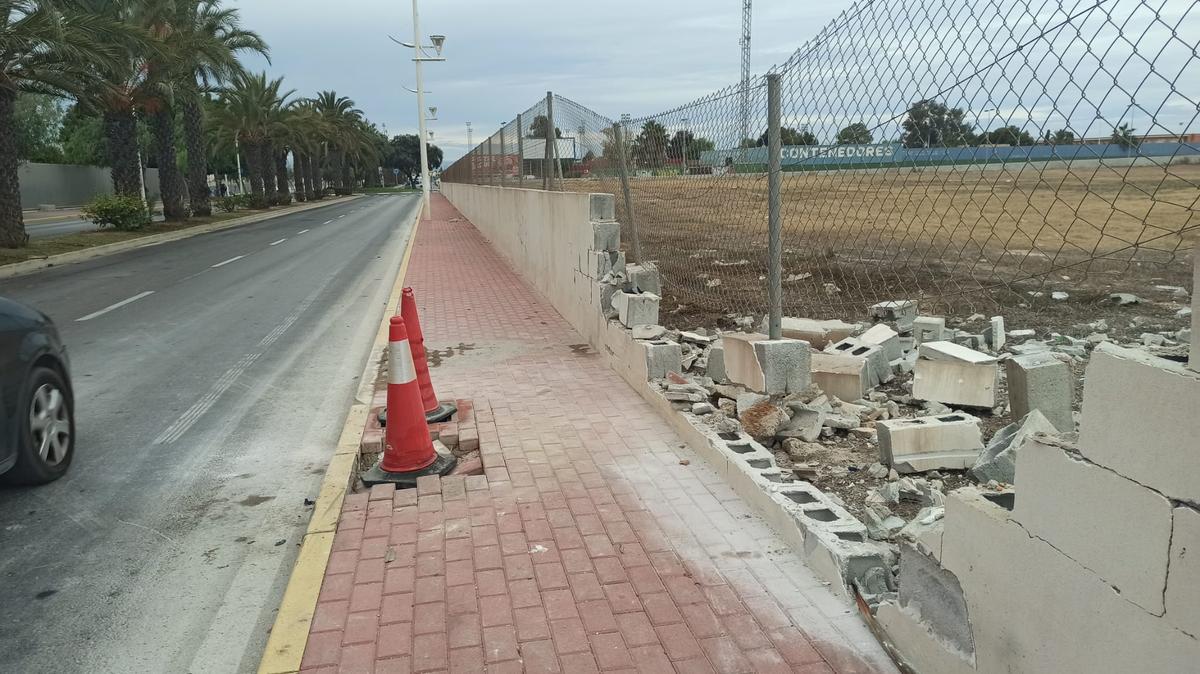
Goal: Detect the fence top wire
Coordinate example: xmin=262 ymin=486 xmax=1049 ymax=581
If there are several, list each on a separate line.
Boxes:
xmin=444 ymin=0 xmax=1200 ymax=327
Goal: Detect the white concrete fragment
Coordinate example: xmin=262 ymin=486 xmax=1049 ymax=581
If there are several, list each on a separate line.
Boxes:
xmin=722 ymin=332 xmax=769 ymax=392
xmin=753 ymin=338 xmax=812 ymax=394
xmin=613 ymin=291 xmax=660 ymax=328
xmin=810 ymin=353 xmax=870 ymax=402
xmin=1165 ymin=505 xmax=1200 ymax=637
xmin=1006 ymin=352 xmax=1073 ymax=433
xmin=777 ymin=317 xmax=858 ymax=349
xmin=860 ymin=323 xmax=903 ymax=361
xmin=1012 ymin=436 xmax=1173 ymax=614
xmin=1079 ymin=342 xmax=1200 ymax=504
xmin=877 ymin=413 xmax=984 ymax=473
xmin=912 ymin=316 xmax=948 ymax=346
xmin=913 ymin=351 xmax=998 ymax=409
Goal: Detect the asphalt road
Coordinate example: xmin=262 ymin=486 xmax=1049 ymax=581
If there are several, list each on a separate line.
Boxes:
xmin=0 ymin=194 xmax=420 ymax=673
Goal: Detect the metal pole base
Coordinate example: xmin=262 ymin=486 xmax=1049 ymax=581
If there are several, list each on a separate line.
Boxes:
xmin=361 ymin=450 xmax=457 ymax=489
xmin=378 ymin=401 xmax=457 ymax=426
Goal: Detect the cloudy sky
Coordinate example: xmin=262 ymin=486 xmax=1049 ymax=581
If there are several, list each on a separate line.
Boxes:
xmin=232 ymin=1 xmax=848 ymax=161
xmin=231 ymin=0 xmax=1199 ymax=163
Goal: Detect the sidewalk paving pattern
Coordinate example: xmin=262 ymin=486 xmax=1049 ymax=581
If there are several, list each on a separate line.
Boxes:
xmin=298 ymin=195 xmax=896 ymax=673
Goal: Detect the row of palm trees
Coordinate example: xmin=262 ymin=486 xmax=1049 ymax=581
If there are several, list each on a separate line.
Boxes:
xmin=0 ymin=0 xmax=389 ymax=248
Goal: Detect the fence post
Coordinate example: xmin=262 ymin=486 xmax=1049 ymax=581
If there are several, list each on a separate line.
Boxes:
xmin=613 ymin=122 xmax=641 ymax=263
xmin=766 ymin=73 xmax=783 ymax=341
xmin=499 ymin=126 xmax=507 ymax=187
xmin=517 ymin=113 xmax=525 ymax=187
xmin=546 ymin=93 xmax=563 ymax=190
xmin=486 ymin=136 xmax=494 ymax=186
xmin=542 ymin=92 xmax=553 ymax=190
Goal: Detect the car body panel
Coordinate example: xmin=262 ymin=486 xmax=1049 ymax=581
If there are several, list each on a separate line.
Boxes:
xmin=0 ymin=297 xmax=70 ymax=476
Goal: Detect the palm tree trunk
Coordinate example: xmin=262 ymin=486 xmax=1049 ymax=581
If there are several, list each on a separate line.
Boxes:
xmin=181 ymin=92 xmax=211 ymax=217
xmin=341 ymin=162 xmax=352 ymax=192
xmin=104 ymin=110 xmax=144 ymax=201
xmin=153 ymin=105 xmax=187 ymax=221
xmin=0 ymin=88 xmax=28 ymax=248
xmin=293 ymin=152 xmax=307 ymax=202
xmin=274 ymin=149 xmax=291 ymax=204
xmin=260 ymin=142 xmax=278 ymax=205
xmin=244 ymin=142 xmax=264 ymax=205
xmin=307 ymin=151 xmax=321 ymax=200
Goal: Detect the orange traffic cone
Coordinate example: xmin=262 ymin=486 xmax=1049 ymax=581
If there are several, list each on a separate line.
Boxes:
xmin=362 ymin=316 xmax=456 ymax=487
xmin=401 ymin=288 xmax=457 ymax=423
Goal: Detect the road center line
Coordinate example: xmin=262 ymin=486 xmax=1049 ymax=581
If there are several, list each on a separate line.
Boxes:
xmin=211 ymin=255 xmax=245 ymax=268
xmin=297 ymin=229 xmax=309 ymax=235
xmin=76 ymin=291 xmax=155 ymax=322
xmin=269 ymin=238 xmax=287 ymax=246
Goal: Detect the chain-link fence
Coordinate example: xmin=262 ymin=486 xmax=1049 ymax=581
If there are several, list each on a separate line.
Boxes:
xmin=443 ymin=0 xmax=1200 ymax=329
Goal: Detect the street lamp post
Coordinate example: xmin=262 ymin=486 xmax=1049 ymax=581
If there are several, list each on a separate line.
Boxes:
xmin=397 ymin=0 xmax=445 ymax=220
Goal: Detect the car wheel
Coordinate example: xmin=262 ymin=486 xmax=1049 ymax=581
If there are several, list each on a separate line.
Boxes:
xmin=1 ymin=367 xmax=74 ymax=486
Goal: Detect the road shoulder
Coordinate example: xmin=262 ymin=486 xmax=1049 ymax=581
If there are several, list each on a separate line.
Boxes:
xmin=256 ymin=206 xmax=421 ymax=674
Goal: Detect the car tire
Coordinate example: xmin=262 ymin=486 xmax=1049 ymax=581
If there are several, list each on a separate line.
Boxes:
xmin=0 ymin=366 xmax=74 ymax=486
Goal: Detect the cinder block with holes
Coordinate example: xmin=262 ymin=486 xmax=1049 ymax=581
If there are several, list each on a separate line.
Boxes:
xmin=825 ymin=337 xmax=892 ymax=388
xmin=877 ymin=413 xmax=984 ymax=473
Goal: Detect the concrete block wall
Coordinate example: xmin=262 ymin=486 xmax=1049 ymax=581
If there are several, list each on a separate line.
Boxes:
xmin=878 ymin=341 xmax=1200 ymax=673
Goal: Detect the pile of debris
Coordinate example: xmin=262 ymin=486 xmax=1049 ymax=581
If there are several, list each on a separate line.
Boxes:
xmin=644 ymin=291 xmax=1192 ymax=546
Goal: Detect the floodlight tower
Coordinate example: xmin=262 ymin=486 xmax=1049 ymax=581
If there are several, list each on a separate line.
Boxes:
xmin=740 ymin=0 xmax=752 ymax=147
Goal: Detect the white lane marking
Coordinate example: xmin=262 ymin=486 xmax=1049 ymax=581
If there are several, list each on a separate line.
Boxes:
xmin=297 ymin=229 xmax=309 ymax=235
xmin=76 ymin=291 xmax=155 ymax=322
xmin=338 ymin=214 xmax=346 ymax=219
xmin=153 ymin=273 xmax=337 ymax=445
xmin=211 ymin=255 xmax=245 ymax=268
xmin=323 ymin=220 xmax=333 ymax=224
xmin=269 ymin=238 xmax=287 ymax=246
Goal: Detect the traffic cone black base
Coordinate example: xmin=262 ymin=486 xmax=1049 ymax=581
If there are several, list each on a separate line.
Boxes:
xmin=362 ymin=444 xmax=457 ymax=488
xmin=377 ymin=401 xmax=457 ymax=427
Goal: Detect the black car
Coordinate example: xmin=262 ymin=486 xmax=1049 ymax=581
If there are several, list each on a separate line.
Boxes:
xmin=0 ymin=297 xmax=74 ymax=485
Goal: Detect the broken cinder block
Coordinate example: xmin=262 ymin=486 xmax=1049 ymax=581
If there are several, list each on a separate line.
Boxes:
xmin=826 ymin=337 xmax=892 ymax=387
xmin=591 ymin=221 xmax=620 ymax=252
xmin=912 ymin=316 xmax=948 ymax=346
xmin=871 ymin=299 xmax=918 ymax=331
xmin=623 ymin=262 xmax=661 ymax=296
xmin=1006 ymin=352 xmax=1073 ymax=433
xmin=592 ymin=250 xmax=626 ymax=278
xmin=810 ymin=353 xmax=870 ymax=402
xmin=912 ymin=341 xmax=997 ymax=408
xmin=877 ymin=413 xmax=984 ymax=473
xmin=644 ymin=341 xmax=682 ymax=380
xmin=613 ymin=290 xmax=660 ymax=328
xmin=859 ymin=323 xmax=902 ymax=361
xmin=754 ymin=338 xmax=811 ymax=395
xmin=776 ymin=317 xmax=858 ymax=349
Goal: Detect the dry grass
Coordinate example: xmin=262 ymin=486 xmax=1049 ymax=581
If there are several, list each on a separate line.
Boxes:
xmin=565 ymin=162 xmax=1199 ymax=326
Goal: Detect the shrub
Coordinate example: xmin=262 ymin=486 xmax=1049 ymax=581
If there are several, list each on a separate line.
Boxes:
xmin=81 ymin=195 xmax=150 ymax=231
xmin=215 ymin=195 xmax=242 ymax=213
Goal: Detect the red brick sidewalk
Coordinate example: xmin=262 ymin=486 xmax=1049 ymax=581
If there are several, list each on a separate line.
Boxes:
xmin=297 ymin=195 xmax=895 ymax=674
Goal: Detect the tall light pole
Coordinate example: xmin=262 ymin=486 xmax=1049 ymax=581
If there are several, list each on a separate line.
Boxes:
xmin=466 ymin=121 xmax=473 ymax=149
xmin=395 ymin=1 xmax=445 ymax=220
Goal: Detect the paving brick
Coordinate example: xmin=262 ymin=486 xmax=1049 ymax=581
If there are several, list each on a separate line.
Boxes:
xmin=296 ymin=195 xmax=882 ymax=674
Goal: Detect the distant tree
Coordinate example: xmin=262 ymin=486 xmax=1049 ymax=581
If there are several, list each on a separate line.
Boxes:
xmin=600 ymin=126 xmax=633 ymax=161
xmin=980 ymin=125 xmax=1036 ymax=146
xmin=666 ymin=131 xmax=715 ymax=160
xmin=1049 ymin=128 xmax=1075 ymax=144
xmin=631 ymin=120 xmax=669 ymax=167
xmin=901 ymin=99 xmax=976 ymax=148
xmin=757 ymin=126 xmax=817 ymax=147
xmin=738 ymin=137 xmax=758 ymax=149
xmin=13 ymin=93 xmax=65 ymax=163
xmin=386 ymin=134 xmax=442 ymax=187
xmin=528 ymin=114 xmax=562 ymax=139
xmin=1111 ymin=123 xmax=1139 ymax=150
xmin=59 ymin=104 xmax=108 ymax=166
xmin=835 ymin=122 xmax=873 ymax=145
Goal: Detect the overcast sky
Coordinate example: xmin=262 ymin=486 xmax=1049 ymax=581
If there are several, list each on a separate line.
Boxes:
xmin=231 ymin=0 xmax=1198 ymax=163
xmin=231 ymin=1 xmax=848 ymax=161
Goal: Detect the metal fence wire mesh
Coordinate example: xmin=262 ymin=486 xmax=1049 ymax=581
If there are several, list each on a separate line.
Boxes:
xmin=443 ymin=0 xmax=1200 ymax=325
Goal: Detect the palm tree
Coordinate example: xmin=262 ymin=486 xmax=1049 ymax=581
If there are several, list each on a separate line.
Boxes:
xmin=171 ymin=0 xmax=268 ymax=216
xmin=209 ymin=71 xmax=292 ymax=208
xmin=1 ymin=1 xmax=131 ymax=247
xmin=312 ymin=90 xmax=362 ymax=193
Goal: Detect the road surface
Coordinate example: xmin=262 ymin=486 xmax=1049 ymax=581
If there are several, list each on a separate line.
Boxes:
xmin=0 ymin=194 xmax=419 ymax=673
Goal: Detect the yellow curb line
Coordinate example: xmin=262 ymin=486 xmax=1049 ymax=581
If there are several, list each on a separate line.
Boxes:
xmin=0 ymin=195 xmax=364 ymax=280
xmin=257 ymin=208 xmax=424 ymax=674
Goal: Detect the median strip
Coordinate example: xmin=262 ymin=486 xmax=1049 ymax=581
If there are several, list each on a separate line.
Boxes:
xmin=76 ymin=290 xmax=155 ymax=322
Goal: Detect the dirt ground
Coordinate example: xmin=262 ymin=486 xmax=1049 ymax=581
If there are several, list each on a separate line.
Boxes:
xmin=566 ymin=162 xmax=1199 ymax=331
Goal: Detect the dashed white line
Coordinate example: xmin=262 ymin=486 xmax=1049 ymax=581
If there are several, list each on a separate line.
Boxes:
xmin=269 ymin=238 xmax=287 ymax=246
xmin=338 ymin=214 xmax=346 ymax=219
xmin=323 ymin=220 xmax=333 ymax=224
xmin=76 ymin=291 xmax=155 ymax=322
xmin=297 ymin=229 xmax=309 ymax=235
xmin=211 ymin=255 xmax=245 ymax=268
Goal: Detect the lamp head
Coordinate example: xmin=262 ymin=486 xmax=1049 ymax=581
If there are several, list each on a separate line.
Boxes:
xmin=429 ymin=35 xmax=446 ymax=55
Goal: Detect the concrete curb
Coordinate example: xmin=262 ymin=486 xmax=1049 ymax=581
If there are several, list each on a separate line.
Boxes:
xmin=0 ymin=195 xmax=363 ymax=280
xmin=256 ymin=208 xmax=422 ymax=674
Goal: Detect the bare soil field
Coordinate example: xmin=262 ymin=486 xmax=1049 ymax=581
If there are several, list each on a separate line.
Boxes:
xmin=568 ymin=162 xmax=1199 ymax=330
